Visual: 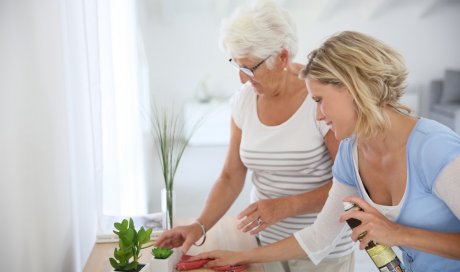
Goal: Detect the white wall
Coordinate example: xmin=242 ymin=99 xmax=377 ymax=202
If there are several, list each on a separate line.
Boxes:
xmin=292 ymin=2 xmax=460 ymax=115
xmin=138 ymin=0 xmax=460 ymax=115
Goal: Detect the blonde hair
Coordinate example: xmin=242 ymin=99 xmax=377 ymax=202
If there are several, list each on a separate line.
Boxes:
xmin=219 ymin=0 xmax=298 ymax=68
xmin=300 ymin=31 xmax=411 ymax=138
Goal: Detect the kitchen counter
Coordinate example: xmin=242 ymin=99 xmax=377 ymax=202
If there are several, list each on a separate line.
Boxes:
xmin=84 ymin=217 xmax=264 ymax=271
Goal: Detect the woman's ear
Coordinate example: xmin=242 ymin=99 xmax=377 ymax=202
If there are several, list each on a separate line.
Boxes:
xmin=278 ymin=48 xmax=289 ymax=67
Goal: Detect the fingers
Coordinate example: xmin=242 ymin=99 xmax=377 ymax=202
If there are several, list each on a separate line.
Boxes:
xmin=237 ymin=203 xmax=257 ymax=220
xmin=237 ymin=207 xmax=259 ymax=230
xmin=350 ymin=224 xmax=367 ymax=241
xmin=156 ymin=225 xmax=197 ymax=250
xmin=237 ymin=200 xmax=273 ymax=234
xmin=202 ymin=251 xmax=230 ymax=267
xmin=249 ymin=223 xmax=267 ymax=235
xmin=343 ymin=196 xmax=375 ymax=212
xmin=359 ymin=235 xmax=374 ymax=250
xmin=339 ymin=197 xmax=376 ymax=224
xmin=239 ymin=216 xmax=266 ymax=234
xmin=181 ymin=235 xmax=196 ymax=254
xmin=249 ymin=217 xmax=266 ymax=235
xmin=237 ymin=214 xmax=258 ymax=230
xmin=155 ymin=239 xmax=165 ymax=248
xmin=156 ymin=236 xmax=180 ymax=249
xmin=155 ymin=231 xmax=174 ymax=247
xmin=339 ymin=208 xmax=365 ymax=223
xmin=355 ymin=228 xmax=373 ymax=250
xmin=189 ymin=252 xmax=213 ymax=261
xmin=350 ymin=223 xmax=375 ymax=250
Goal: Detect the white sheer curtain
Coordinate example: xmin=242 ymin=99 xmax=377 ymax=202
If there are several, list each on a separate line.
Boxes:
xmin=0 ymin=0 xmax=100 ymax=270
xmin=99 ymin=0 xmax=149 ymax=217
xmin=0 ymin=0 xmax=149 ymax=270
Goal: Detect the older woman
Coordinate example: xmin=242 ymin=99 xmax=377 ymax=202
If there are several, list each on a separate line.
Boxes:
xmin=191 ymin=31 xmax=460 ymax=271
xmin=155 ymin=1 xmax=354 ymax=271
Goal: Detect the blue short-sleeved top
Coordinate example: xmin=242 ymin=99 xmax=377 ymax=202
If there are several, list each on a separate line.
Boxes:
xmin=333 ymin=118 xmax=460 ymax=271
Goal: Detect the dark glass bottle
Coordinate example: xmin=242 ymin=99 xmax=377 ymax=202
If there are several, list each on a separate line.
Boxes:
xmin=343 ymin=202 xmax=406 ymax=272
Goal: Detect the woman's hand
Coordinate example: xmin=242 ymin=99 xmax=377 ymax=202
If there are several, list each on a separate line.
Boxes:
xmin=190 ymin=250 xmax=243 ymax=267
xmin=155 ymin=223 xmax=203 ymax=254
xmin=339 ymin=196 xmax=402 ymax=249
xmin=237 ymin=197 xmax=292 ymax=235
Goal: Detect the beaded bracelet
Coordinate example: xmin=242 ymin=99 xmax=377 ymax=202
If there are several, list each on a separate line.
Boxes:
xmin=193 ymin=220 xmax=207 ymax=246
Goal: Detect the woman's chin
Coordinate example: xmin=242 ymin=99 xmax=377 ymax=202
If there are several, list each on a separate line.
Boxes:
xmin=333 ymin=130 xmax=344 ymax=141
xmin=334 ymin=129 xmax=353 ymax=140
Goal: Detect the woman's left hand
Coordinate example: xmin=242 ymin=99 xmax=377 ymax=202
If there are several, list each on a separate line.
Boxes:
xmin=237 ymin=197 xmax=291 ymax=235
xmin=189 ymin=250 xmax=243 ymax=268
xmin=339 ymin=196 xmax=402 ymax=249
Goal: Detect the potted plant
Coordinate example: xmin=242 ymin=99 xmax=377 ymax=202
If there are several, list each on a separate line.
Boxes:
xmin=109 ymin=218 xmax=154 ymax=272
xmin=151 ymin=106 xmax=200 ymax=230
xmin=150 ymin=247 xmax=180 ymax=271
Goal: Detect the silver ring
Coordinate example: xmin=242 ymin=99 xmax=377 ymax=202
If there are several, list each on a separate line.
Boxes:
xmin=256 ymin=217 xmax=264 ymax=226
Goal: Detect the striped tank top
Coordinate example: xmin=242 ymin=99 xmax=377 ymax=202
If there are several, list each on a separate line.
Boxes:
xmin=231 ymin=84 xmax=353 ymax=258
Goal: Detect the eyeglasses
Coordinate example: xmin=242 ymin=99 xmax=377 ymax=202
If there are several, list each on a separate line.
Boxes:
xmin=228 ymin=55 xmax=271 ymax=79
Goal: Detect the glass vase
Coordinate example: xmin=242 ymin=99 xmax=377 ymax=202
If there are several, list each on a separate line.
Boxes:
xmin=161 ymin=188 xmax=175 ymax=230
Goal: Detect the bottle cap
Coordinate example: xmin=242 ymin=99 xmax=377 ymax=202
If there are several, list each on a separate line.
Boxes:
xmin=343 ymin=201 xmax=355 ymax=211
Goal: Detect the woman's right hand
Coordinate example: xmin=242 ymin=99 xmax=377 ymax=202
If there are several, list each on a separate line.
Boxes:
xmin=190 ymin=250 xmax=244 ymax=268
xmin=155 ymin=223 xmax=204 ymax=254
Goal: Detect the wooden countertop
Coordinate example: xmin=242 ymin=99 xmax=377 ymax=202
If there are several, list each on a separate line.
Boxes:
xmin=84 ymin=217 xmax=264 ymax=271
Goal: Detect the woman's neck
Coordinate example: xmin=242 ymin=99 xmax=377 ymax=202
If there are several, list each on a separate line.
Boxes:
xmin=358 ymin=108 xmax=417 ymax=154
xmin=267 ymin=63 xmax=305 ymax=100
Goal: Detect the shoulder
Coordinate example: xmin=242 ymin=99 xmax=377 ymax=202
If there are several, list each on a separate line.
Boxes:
xmin=409 ymin=118 xmax=460 ymax=189
xmin=230 ymin=83 xmax=255 ymax=128
xmin=411 ymin=118 xmax=460 ymax=156
xmin=230 ymin=83 xmax=254 ymax=108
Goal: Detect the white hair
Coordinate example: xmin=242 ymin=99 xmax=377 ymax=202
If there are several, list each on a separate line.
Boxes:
xmin=219 ymin=0 xmax=298 ymax=68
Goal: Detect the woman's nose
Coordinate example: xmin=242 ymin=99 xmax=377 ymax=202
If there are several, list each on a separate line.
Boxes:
xmin=316 ymin=105 xmax=325 ymax=121
xmin=239 ymin=72 xmax=251 ymax=84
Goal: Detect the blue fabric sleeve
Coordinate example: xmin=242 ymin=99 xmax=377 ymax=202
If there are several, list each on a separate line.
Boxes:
xmin=332 ymin=138 xmax=356 ymax=187
xmin=417 ymin=130 xmax=460 ymax=191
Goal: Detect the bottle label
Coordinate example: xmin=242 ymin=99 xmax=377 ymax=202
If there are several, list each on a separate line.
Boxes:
xmin=367 ymin=244 xmax=396 ymax=267
xmin=379 ymin=261 xmax=405 ymax=272
xmin=379 ymin=267 xmax=404 ymax=272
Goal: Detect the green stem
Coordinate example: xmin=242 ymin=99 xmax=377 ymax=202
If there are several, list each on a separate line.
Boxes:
xmin=167 ymin=189 xmax=173 ymax=228
xmin=141 ymin=242 xmax=156 ymax=250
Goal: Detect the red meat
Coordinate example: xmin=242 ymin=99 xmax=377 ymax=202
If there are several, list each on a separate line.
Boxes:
xmin=176 ymin=255 xmax=248 ymax=271
xmin=176 ymin=255 xmax=212 ymax=270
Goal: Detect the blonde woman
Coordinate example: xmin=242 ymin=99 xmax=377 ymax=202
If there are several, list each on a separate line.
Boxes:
xmin=192 ymin=31 xmax=460 ymax=271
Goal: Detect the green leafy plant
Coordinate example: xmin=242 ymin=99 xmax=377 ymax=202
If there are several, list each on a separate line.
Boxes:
xmin=109 ymin=218 xmax=153 ymax=271
xmin=151 ymin=247 xmax=173 ymax=259
xmin=151 ymin=105 xmax=201 ymax=229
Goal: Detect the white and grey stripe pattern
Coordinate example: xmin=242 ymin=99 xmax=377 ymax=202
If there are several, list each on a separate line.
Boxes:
xmin=241 ymin=145 xmax=354 ymax=258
